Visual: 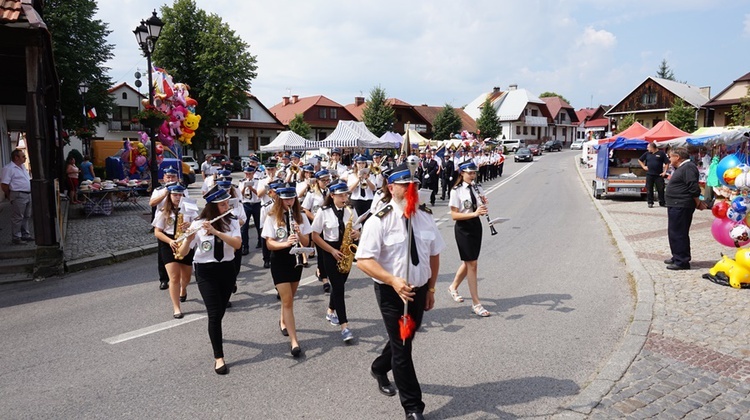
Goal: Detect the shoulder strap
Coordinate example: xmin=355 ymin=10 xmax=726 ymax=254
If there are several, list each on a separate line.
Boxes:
xmin=376 ymin=204 xmax=393 ymax=218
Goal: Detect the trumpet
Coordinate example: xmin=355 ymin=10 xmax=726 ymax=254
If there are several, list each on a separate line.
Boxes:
xmin=370 ymin=163 xmax=381 ymax=175
xmin=470 ymin=182 xmax=499 ymax=236
xmin=289 ymin=164 xmax=300 ymax=175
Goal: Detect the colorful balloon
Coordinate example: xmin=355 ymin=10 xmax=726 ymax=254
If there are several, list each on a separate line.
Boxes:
xmin=712 ymin=200 xmax=730 ymax=219
xmin=712 ymin=217 xmax=739 ymax=247
xmin=730 ymin=223 xmax=750 ymax=246
xmin=732 ymin=196 xmax=749 ymax=213
xmin=718 ymin=154 xmax=743 ymax=187
xmin=728 ymin=208 xmax=746 ymax=222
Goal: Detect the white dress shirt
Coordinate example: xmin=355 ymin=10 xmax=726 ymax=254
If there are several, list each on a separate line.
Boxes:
xmin=261 ymin=212 xmax=313 ymax=241
xmin=449 ymin=182 xmax=477 ymax=214
xmin=1 ymin=162 xmax=31 ymax=192
xmin=311 ymin=205 xmax=360 ymax=242
xmin=151 ymin=209 xmax=195 ymax=236
xmin=188 ymin=218 xmax=241 ymax=263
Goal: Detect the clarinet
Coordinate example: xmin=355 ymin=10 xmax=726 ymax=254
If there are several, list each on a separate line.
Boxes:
xmin=288 ymin=209 xmax=304 ymax=268
xmin=470 ymin=182 xmax=498 ymax=236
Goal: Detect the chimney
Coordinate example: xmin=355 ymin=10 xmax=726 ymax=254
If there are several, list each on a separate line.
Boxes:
xmin=291 ymin=95 xmax=299 ymax=104
xmin=492 ymin=86 xmax=501 ymax=93
xmin=282 ymin=96 xmax=289 ymax=106
xmin=699 ymin=86 xmax=711 ymax=99
xmin=355 ymin=96 xmax=365 ymax=106
xmin=508 ymin=84 xmax=517 ymax=91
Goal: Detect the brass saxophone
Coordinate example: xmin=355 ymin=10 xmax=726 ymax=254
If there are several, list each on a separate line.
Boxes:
xmin=173 ymin=212 xmax=185 ymax=260
xmin=337 ymin=208 xmax=358 ymax=274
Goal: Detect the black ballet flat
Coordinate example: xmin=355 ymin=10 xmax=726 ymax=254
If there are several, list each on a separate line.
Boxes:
xmin=226 ymin=301 xmax=232 ymax=308
xmin=214 ymin=362 xmax=229 ymax=375
xmin=179 ymin=293 xmax=187 ymax=303
xmin=173 ymin=312 xmax=184 ymax=319
xmin=291 ymin=345 xmax=301 ymax=358
xmin=279 ymin=321 xmax=288 ymax=337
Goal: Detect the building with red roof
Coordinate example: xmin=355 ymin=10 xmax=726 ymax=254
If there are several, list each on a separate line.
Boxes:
xmin=269 ymin=95 xmax=356 ymax=141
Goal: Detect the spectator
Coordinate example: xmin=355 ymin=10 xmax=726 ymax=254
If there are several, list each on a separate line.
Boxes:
xmin=1 ymin=149 xmax=33 ymax=245
xmin=66 ymin=156 xmax=82 ymax=204
xmin=80 ymin=155 xmax=95 ymax=182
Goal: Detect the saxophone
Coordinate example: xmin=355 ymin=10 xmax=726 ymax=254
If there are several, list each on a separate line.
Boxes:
xmin=337 ymin=208 xmax=358 ymax=274
xmin=173 ymin=212 xmax=185 ymax=260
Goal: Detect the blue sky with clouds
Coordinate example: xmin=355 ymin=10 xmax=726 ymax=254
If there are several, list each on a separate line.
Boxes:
xmin=97 ymin=0 xmax=750 ymax=111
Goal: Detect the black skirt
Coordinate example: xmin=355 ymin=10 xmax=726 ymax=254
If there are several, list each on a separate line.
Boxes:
xmin=455 ymin=217 xmax=482 ymax=261
xmin=159 ymin=239 xmax=194 ymax=265
xmin=270 ymin=247 xmax=303 ymax=285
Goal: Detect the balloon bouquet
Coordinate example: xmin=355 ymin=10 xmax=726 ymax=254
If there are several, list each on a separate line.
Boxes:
xmin=705 ymin=152 xmax=750 ymax=288
xmin=131 ymin=66 xmax=201 ymax=178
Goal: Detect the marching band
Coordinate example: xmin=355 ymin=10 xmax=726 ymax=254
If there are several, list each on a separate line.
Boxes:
xmin=151 ymin=147 xmax=504 ymax=418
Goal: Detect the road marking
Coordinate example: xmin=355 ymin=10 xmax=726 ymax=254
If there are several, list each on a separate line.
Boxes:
xmin=263 ymin=274 xmax=319 ymax=295
xmin=103 ymin=314 xmax=207 ymax=344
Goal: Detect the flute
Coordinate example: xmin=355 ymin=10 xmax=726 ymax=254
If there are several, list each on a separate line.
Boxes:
xmin=173 ymin=207 xmax=234 ymax=243
xmin=470 ymin=182 xmax=499 ymax=236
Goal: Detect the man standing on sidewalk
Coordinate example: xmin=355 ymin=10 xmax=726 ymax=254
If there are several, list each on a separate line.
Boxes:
xmin=665 ymin=148 xmax=707 ymax=270
xmin=639 ymin=143 xmax=669 ymax=208
xmin=1 ymin=149 xmax=33 ymax=245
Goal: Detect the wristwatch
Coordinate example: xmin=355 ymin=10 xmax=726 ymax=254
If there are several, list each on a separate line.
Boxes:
xmin=427 ymin=287 xmax=436 ymax=293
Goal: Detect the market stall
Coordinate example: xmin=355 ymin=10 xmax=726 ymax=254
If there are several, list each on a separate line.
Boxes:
xmin=260 ymin=130 xmax=317 ymax=152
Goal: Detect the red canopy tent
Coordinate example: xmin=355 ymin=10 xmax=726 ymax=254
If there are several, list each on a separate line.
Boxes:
xmin=598 ymin=122 xmax=648 ymax=144
xmin=638 ymin=121 xmax=690 ymax=142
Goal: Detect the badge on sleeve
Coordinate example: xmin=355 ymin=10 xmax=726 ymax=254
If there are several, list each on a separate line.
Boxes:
xmin=463 ymin=200 xmax=472 ymax=210
xmin=201 ymin=241 xmax=212 ymax=252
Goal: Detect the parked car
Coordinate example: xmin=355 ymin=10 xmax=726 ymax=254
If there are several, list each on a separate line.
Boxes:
xmin=231 ymin=155 xmax=253 ymax=171
xmin=514 ymin=148 xmax=533 ymax=162
xmin=182 ymin=156 xmax=200 ymax=173
xmin=543 ymin=140 xmax=563 ymax=152
xmin=501 ymin=139 xmax=525 ymax=153
xmin=210 ymin=153 xmax=233 ymax=172
xmin=571 ymin=139 xmax=586 ymax=150
xmin=527 ymin=144 xmax=543 ymax=156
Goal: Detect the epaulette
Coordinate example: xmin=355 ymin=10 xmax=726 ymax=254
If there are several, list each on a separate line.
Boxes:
xmin=452 ymin=184 xmax=460 ymax=190
xmin=380 ymin=196 xmax=389 ymax=203
xmin=321 ymin=205 xmax=331 ymax=210
xmin=419 ymin=203 xmax=432 ymax=214
xmin=155 ymin=185 xmax=166 ymax=191
xmin=376 ymin=204 xmax=393 ymax=218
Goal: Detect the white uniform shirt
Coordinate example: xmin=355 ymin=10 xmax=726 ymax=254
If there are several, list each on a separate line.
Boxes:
xmin=348 ymin=174 xmax=376 ymax=200
xmin=355 ymin=200 xmax=445 ymax=286
xmin=302 ymin=190 xmax=325 ymax=215
xmin=188 ymin=217 xmax=241 ymax=263
xmin=261 ymin=212 xmax=313 ymax=241
xmin=449 ymin=182 xmax=478 ymax=214
xmin=1 ymin=162 xmax=31 ymax=192
xmin=152 ymin=209 xmax=195 ymax=236
xmin=201 ymin=174 xmax=215 ymax=195
xmin=228 ymin=197 xmax=247 ymax=225
xmin=239 ymin=178 xmax=259 ymax=203
xmin=311 ymin=205 xmax=359 ymax=242
xmin=296 ymin=179 xmax=310 ymax=199
xmin=370 ymin=191 xmax=388 ymax=214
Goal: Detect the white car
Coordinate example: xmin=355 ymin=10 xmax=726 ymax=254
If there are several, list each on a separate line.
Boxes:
xmin=570 ymin=139 xmax=585 ymax=150
xmin=182 ymin=156 xmax=200 ymax=173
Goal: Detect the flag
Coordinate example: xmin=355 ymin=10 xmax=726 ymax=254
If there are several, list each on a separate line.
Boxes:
xmin=87 ymin=108 xmax=97 ymax=119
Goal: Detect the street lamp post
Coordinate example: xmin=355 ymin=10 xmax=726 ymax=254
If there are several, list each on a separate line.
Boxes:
xmin=78 ymin=82 xmax=89 ymax=156
xmin=133 ymin=10 xmax=164 ymax=189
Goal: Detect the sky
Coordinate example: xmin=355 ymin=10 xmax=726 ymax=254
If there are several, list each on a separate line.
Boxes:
xmin=96 ymin=0 xmax=750 ymax=112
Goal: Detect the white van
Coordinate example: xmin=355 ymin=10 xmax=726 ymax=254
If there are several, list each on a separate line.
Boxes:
xmin=501 ymin=139 xmax=525 ymax=152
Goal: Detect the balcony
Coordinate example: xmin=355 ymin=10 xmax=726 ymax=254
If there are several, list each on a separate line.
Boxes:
xmin=523 ymin=116 xmax=548 ymax=127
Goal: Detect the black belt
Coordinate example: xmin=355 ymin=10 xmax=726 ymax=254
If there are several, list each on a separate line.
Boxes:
xmin=15 ymin=191 xmax=31 ymax=194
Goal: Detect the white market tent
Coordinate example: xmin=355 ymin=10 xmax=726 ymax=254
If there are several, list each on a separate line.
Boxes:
xmin=380 ymin=131 xmax=403 ymax=146
xmin=259 ymin=130 xmax=317 ymax=152
xmin=318 ymin=121 xmax=397 ymax=148
xmin=654 ymin=127 xmax=750 ymax=149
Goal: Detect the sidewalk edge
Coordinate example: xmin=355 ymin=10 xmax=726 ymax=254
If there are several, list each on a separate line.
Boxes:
xmin=554 ymin=158 xmax=654 ymax=417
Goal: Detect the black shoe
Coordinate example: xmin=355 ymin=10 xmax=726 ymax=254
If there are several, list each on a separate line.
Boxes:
xmin=440 ymin=196 xmax=445 ymax=200
xmin=659 ymin=203 xmax=667 ymax=207
xmin=323 ymin=282 xmax=331 ymax=293
xmin=242 ymin=247 xmax=249 ymax=256
xmin=214 ymin=362 xmax=229 ymax=375
xmin=279 ymin=321 xmax=288 ymax=336
xmin=664 ymin=258 xmax=674 ymax=264
xmin=226 ymin=301 xmax=232 ymax=308
xmin=255 ymin=242 xmax=262 ymax=249
xmin=291 ymin=345 xmax=301 ymax=358
xmin=263 ymin=261 xmax=271 ymax=269
xmin=232 ymin=284 xmax=237 ymax=294
xmin=405 ymin=413 xmax=425 ymax=420
xmin=370 ymin=369 xmax=397 ymax=396
xmin=666 ymin=263 xmax=690 ymax=270
xmin=159 ymin=281 xmax=169 ymax=290
xmin=173 ymin=312 xmax=184 ymax=319
xmin=648 ymin=203 xmax=654 ymax=208
xmin=179 ymin=293 xmax=187 ymax=302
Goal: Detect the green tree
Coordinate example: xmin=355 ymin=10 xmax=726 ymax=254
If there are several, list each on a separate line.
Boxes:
xmin=475 ymin=98 xmax=502 ymax=139
xmin=44 ymin=0 xmax=115 ymax=132
xmin=667 ymin=97 xmax=697 ymax=133
xmin=616 ymin=113 xmax=636 ymax=133
xmin=361 ymin=85 xmax=395 ymax=137
xmin=289 ymin=113 xmax=311 ymax=139
xmin=539 ymin=91 xmax=571 ymax=105
xmin=656 ymin=59 xmax=675 ymax=81
xmin=726 ymin=86 xmax=750 ymax=126
xmin=432 ymin=104 xmax=462 ymax=140
xmin=153 ymin=0 xmax=258 ymax=153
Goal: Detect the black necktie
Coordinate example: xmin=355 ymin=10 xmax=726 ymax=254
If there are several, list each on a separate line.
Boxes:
xmin=468 ymin=184 xmax=477 ymax=211
xmin=404 ymin=217 xmax=419 ymax=265
xmin=172 ymin=211 xmax=179 ymax=237
xmin=334 ymin=207 xmax=345 ymax=242
xmin=214 ymin=233 xmax=224 ymax=261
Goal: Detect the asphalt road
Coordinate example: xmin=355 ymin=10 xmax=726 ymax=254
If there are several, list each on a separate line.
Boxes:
xmin=0 ymin=150 xmax=632 ymax=419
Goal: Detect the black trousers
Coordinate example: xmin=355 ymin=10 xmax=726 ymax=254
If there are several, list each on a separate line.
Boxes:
xmin=645 ymin=174 xmax=666 ymax=205
xmin=667 ymin=206 xmax=695 ymax=267
xmin=321 ymin=242 xmax=350 ymax=324
xmin=351 ymin=199 xmax=372 ymax=219
xmin=428 ymin=182 xmax=438 ymax=204
xmin=372 ymin=282 xmax=428 ymax=414
xmin=261 ymin=236 xmax=270 ymax=263
xmin=241 ymin=202 xmax=261 ymax=248
xmin=195 ymin=261 xmax=236 ymax=358
xmin=153 ymin=206 xmax=168 ymax=283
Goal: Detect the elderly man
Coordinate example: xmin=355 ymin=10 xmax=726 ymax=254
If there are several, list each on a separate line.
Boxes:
xmin=1 ymin=149 xmax=33 ymax=245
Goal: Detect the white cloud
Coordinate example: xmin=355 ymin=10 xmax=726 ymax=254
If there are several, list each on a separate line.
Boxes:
xmin=576 ymin=27 xmax=616 ymax=48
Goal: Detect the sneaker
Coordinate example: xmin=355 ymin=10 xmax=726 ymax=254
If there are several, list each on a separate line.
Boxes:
xmin=341 ymin=328 xmax=353 ymax=342
xmin=326 ymin=312 xmax=339 ymax=325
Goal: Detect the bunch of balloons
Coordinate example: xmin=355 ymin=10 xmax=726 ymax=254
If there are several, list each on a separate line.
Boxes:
xmin=144 ymin=66 xmax=201 ymax=148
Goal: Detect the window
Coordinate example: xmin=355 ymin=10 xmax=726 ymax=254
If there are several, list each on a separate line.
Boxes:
xmin=319 ymin=108 xmax=327 ymax=119
xmin=641 ymin=89 xmax=657 ymax=105
xmin=531 ymin=109 xmax=538 ymax=117
xmin=531 ymin=127 xmax=536 ymax=135
xmin=652 ymin=118 xmax=662 ymax=126
xmin=239 ymin=107 xmax=252 ymax=120
xmin=110 ymin=106 xmax=140 ymax=131
xmin=523 ymin=126 xmax=528 ymax=135
xmin=318 ymin=131 xmax=327 ymax=140
xmin=330 ymin=108 xmax=337 ymax=119
xmin=122 ymin=92 xmax=127 ymax=100
xmin=553 ymin=127 xmax=557 ymax=136
xmin=260 ymin=136 xmax=270 ymax=146
xmin=562 ymin=127 xmax=567 ymax=136
xmin=516 ymin=126 xmax=521 ymax=135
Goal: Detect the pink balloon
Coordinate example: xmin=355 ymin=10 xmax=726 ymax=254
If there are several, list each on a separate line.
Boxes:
xmin=134 ymin=155 xmax=147 ymax=167
xmin=712 ymin=218 xmax=739 ymax=247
